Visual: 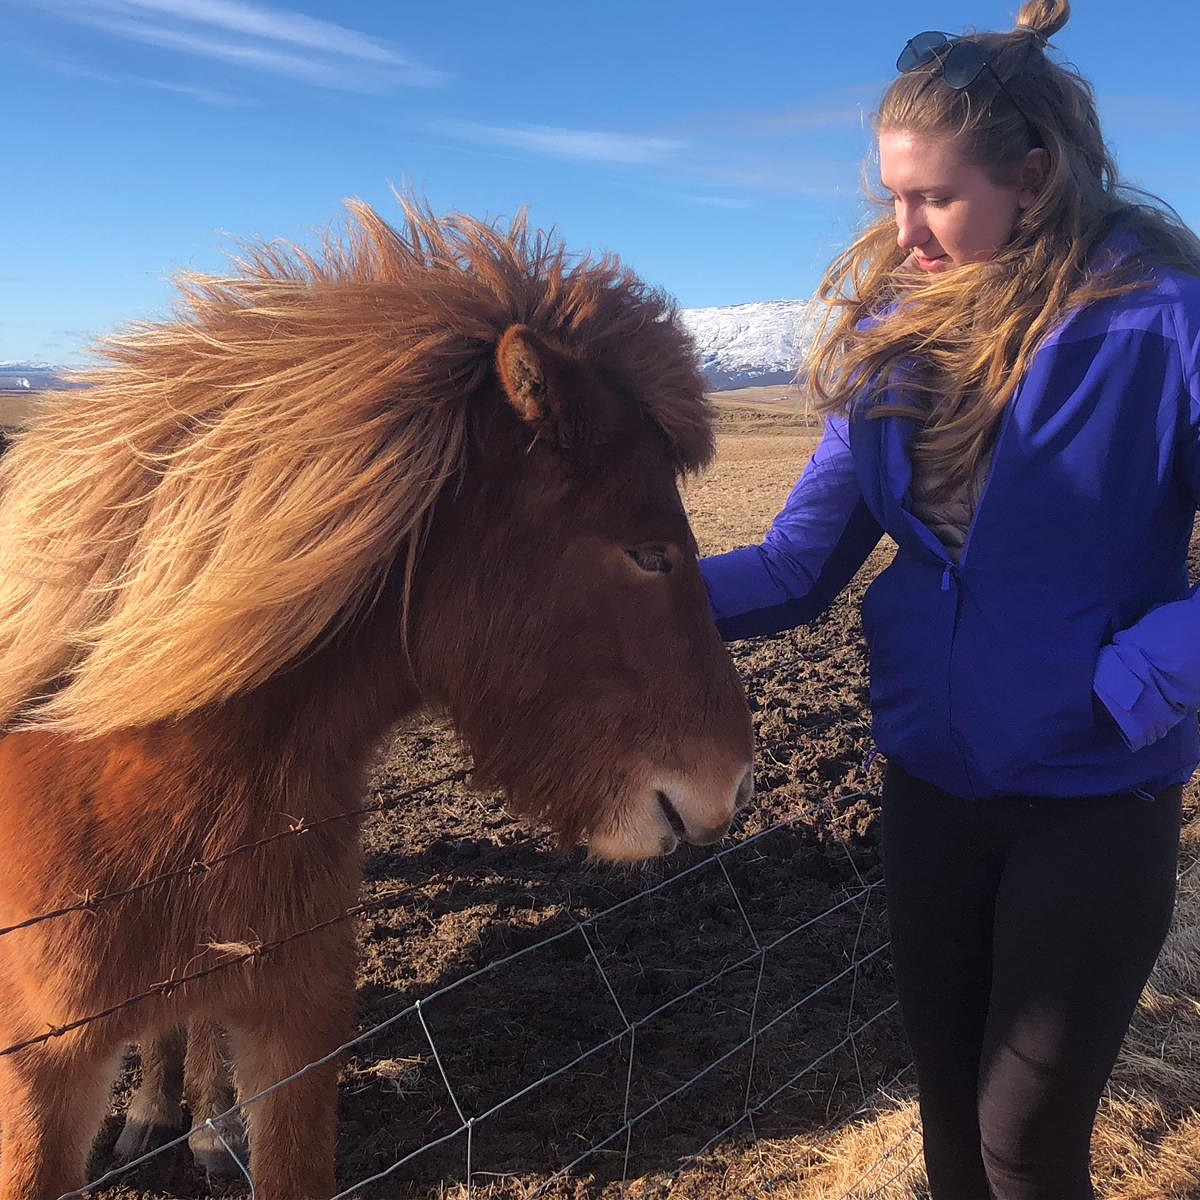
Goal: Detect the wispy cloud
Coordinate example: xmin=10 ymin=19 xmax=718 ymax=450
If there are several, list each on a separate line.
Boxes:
xmin=1101 ymin=94 xmax=1200 ymax=136
xmin=682 ymin=156 xmax=862 ymax=199
xmin=142 ymin=76 xmax=244 ymax=105
xmin=434 ymin=114 xmax=857 ymax=200
xmin=733 ymin=103 xmax=872 ymax=135
xmin=681 ymin=84 xmax=885 ymax=140
xmin=433 ymin=120 xmax=688 ymax=166
xmin=30 ymin=0 xmax=448 ymax=92
xmin=672 ymin=90 xmax=878 ymax=200
xmin=683 ymin=195 xmax=755 ymax=210
xmin=26 ymin=49 xmax=243 ymax=105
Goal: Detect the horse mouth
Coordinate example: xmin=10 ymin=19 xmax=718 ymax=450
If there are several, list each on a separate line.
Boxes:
xmin=656 ymin=790 xmax=687 ymax=842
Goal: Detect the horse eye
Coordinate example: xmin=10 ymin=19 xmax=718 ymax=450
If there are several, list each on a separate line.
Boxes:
xmin=626 ymin=546 xmax=672 ymax=574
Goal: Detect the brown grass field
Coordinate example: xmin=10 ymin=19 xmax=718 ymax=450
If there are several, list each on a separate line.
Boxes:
xmin=0 ymin=392 xmax=42 ymax=434
xmin=4 ymin=394 xmax=1197 ymax=1198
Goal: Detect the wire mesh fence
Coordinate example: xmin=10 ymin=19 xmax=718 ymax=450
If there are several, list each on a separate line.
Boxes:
xmin=25 ymin=758 xmax=1198 ymax=1200
xmin=20 ymin=766 xmax=923 ymax=1200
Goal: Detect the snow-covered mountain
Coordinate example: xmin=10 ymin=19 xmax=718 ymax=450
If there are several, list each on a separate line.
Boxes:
xmin=678 ymin=299 xmax=821 ymax=392
xmin=0 ymin=362 xmax=73 ymax=392
xmin=2 ymin=301 xmax=820 ymax=399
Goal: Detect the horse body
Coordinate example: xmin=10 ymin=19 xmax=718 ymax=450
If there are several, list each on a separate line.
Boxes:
xmin=0 ymin=632 xmax=400 ymax=1195
xmin=0 ymin=202 xmax=753 ymax=1198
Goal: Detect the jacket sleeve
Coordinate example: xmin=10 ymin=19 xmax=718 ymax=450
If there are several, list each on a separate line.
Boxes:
xmin=1092 ymin=299 xmax=1200 ymax=752
xmin=699 ymin=415 xmax=883 ymax=641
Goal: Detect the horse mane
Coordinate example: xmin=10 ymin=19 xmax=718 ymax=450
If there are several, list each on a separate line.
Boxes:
xmin=0 ymin=198 xmax=712 ymax=737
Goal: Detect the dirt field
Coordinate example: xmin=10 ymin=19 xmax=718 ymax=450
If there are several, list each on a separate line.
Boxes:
xmin=59 ymin=403 xmax=1200 ymax=1198
xmin=0 ymin=392 xmax=41 ymax=434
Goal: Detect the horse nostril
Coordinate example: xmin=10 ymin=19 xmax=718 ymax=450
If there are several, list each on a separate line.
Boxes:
xmin=656 ymin=790 xmax=687 ymax=841
xmin=735 ymin=767 xmax=755 ymax=810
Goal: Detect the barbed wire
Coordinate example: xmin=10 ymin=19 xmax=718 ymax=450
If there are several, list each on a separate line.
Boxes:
xmin=56 ymin=792 xmax=1197 ymax=1199
xmin=14 ymin=786 xmax=871 ymax=1062
xmin=285 ymin=798 xmax=890 ymax=1199
xmin=60 ymin=790 xmax=886 ymax=1198
xmin=2 ymin=814 xmax=525 ymax=1059
xmin=0 ymin=768 xmax=471 ymax=940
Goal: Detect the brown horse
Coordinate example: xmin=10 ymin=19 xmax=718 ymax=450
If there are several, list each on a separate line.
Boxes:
xmin=0 ymin=200 xmax=753 ymax=1199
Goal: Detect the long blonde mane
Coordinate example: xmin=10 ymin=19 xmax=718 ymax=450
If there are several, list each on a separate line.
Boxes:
xmin=0 ymin=199 xmax=710 ymax=738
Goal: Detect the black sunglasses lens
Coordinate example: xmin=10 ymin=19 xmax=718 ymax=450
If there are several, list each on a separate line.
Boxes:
xmin=897 ymin=31 xmax=950 ymax=73
xmin=942 ymin=41 xmax=989 ymax=88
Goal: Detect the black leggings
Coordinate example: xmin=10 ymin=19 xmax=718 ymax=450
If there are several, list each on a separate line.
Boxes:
xmin=882 ymin=763 xmax=1182 ymax=1200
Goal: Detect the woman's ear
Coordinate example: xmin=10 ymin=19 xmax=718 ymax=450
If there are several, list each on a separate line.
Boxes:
xmin=1017 ymin=147 xmax=1050 ymax=209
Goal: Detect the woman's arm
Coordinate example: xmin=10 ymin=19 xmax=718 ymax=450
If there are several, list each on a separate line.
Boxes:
xmin=700 ymin=415 xmax=883 ymax=641
xmin=1092 ymin=298 xmax=1200 ymax=751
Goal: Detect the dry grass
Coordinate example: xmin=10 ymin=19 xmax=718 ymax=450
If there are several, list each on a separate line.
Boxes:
xmin=686 ymin=407 xmax=821 ymax=556
xmin=707 ymin=384 xmax=814 ymax=416
xmin=0 ymin=391 xmax=42 ymax=433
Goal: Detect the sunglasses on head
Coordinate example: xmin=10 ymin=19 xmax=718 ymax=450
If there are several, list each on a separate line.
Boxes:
xmin=896 ymin=31 xmax=1044 ymax=149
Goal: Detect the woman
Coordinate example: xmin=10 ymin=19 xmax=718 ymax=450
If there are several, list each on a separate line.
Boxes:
xmin=701 ymin=2 xmax=1200 ymax=1197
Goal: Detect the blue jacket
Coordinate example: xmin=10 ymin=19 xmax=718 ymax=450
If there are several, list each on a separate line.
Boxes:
xmin=701 ymin=264 xmax=1200 ymax=800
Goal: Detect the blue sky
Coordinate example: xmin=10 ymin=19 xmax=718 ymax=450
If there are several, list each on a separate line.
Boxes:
xmin=3 ymin=0 xmax=1198 ymax=364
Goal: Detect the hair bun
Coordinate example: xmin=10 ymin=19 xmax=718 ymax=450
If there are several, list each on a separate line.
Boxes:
xmin=1015 ymin=23 xmax=1050 ymax=46
xmin=1014 ymin=0 xmax=1070 ymax=41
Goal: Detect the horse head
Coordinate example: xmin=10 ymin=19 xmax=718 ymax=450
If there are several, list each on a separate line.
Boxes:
xmin=410 ymin=321 xmax=755 ymax=859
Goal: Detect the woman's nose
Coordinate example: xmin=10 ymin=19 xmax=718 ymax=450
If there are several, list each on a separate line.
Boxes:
xmin=895 ymin=208 xmax=930 ymax=251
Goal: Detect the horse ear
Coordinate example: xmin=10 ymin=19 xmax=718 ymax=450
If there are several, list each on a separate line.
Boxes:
xmin=496 ymin=325 xmax=557 ymax=425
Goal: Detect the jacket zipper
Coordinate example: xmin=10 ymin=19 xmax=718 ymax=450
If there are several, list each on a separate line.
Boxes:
xmin=956 ymin=395 xmax=1019 ymax=572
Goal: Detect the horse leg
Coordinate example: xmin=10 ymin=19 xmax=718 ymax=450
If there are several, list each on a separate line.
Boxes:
xmin=0 ymin=1037 xmax=125 ymax=1200
xmin=113 ymin=1026 xmax=186 ymax=1164
xmin=224 ymin=934 xmax=355 ymax=1200
xmin=183 ymin=1017 xmax=246 ymax=1179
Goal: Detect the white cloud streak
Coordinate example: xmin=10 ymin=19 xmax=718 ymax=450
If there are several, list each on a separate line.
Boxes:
xmin=31 ymin=0 xmax=448 ymax=91
xmin=683 ymin=195 xmax=755 ymax=210
xmin=143 ymin=76 xmax=245 ymax=105
xmin=106 ymin=0 xmax=415 ymax=66
xmin=433 ymin=121 xmax=688 ymax=165
xmin=22 ymin=48 xmax=244 ymax=105
xmin=433 ymin=116 xmax=857 ymax=199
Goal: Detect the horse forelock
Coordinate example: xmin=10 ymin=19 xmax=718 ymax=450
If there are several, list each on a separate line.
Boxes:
xmin=0 ymin=198 xmax=712 ymax=737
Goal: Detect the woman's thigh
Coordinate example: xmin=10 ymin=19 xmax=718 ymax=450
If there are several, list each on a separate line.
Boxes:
xmin=978 ymin=787 xmax=1182 ymax=1197
xmin=881 ymin=768 xmax=1003 ymax=1142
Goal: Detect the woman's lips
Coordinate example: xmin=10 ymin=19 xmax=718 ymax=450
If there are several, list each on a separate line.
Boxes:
xmin=916 ymin=252 xmax=950 ymax=270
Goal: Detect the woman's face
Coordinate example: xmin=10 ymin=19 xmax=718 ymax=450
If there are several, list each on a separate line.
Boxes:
xmin=878 ymin=129 xmax=1034 ymax=272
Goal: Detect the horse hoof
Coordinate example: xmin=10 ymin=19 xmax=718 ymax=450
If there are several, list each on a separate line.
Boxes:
xmin=113 ymin=1116 xmax=185 ymax=1163
xmin=189 ymin=1121 xmax=249 ymax=1180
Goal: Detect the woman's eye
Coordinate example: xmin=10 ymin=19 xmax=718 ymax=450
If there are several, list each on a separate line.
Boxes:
xmin=626 ymin=546 xmax=672 ymax=574
xmin=925 ymin=196 xmax=950 ymax=208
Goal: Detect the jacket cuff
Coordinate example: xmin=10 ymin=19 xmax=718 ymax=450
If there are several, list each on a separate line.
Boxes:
xmin=1093 ymin=643 xmax=1185 ymax=753
xmin=700 ymin=546 xmax=787 ymax=624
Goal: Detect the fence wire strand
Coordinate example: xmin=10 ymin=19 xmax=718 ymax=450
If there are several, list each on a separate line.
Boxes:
xmin=67 ymin=779 xmax=1200 ymax=1199
xmin=0 ymin=769 xmax=471 ymax=940
xmin=56 ymin=787 xmax=900 ymax=1200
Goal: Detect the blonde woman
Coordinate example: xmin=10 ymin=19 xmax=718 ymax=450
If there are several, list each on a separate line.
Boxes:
xmin=701 ymin=2 xmax=1200 ymax=1196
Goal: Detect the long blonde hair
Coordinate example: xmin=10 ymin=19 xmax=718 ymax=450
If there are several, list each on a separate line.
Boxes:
xmin=807 ymin=0 xmax=1200 ymax=497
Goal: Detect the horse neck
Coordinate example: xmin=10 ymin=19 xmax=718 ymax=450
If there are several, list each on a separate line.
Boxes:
xmin=199 ymin=586 xmax=423 ymax=821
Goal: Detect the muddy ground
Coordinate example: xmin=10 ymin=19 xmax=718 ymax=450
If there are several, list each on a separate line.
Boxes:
xmin=91 ymin=409 xmax=1197 ymax=1199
